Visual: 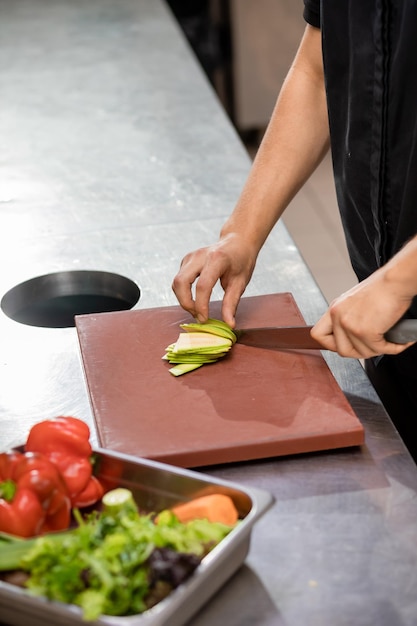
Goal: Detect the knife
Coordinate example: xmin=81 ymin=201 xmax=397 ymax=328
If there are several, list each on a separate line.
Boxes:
xmin=234 ymin=319 xmax=417 ymax=350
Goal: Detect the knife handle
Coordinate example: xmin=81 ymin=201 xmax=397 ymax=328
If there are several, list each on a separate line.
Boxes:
xmin=385 ymin=319 xmax=417 ymax=344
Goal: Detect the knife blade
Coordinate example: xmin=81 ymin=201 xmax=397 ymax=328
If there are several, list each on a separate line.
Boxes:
xmin=234 ymin=319 xmax=417 ymax=350
xmin=235 ymin=326 xmax=320 ymax=350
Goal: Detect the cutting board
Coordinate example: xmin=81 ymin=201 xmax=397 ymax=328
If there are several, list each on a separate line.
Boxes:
xmin=75 ymin=293 xmax=364 ymax=467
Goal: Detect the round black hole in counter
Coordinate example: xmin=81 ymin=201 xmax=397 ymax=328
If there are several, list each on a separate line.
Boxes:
xmin=1 ymin=270 xmax=140 ymax=328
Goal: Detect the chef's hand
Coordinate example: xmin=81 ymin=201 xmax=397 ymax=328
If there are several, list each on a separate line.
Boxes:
xmin=311 ymin=265 xmax=416 ymax=359
xmin=172 ymin=234 xmax=257 ymax=328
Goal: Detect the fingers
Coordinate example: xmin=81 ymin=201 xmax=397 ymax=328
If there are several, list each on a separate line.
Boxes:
xmin=193 ymin=256 xmax=250 ymax=326
xmin=220 ymin=280 xmax=248 ymax=328
xmin=311 ymin=314 xmax=415 ymax=358
xmin=172 ymin=248 xmax=219 ymax=322
xmin=172 ymin=245 xmax=240 ymax=324
xmin=193 ymin=266 xmax=223 ymax=323
xmin=171 ymin=251 xmax=203 ymax=319
xmin=310 ymin=316 xmax=337 ymax=351
xmin=172 ymin=235 xmax=256 ymax=326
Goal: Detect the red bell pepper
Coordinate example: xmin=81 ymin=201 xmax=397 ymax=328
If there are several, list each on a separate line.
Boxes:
xmin=0 ymin=450 xmax=71 ymax=538
xmin=25 ymin=416 xmax=104 ymax=508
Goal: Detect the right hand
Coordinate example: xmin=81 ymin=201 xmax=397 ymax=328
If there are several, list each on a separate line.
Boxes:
xmin=172 ymin=233 xmax=257 ymax=328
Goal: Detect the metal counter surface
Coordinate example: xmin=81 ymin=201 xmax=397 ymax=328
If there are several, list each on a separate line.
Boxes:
xmin=0 ymin=1 xmax=416 ymax=625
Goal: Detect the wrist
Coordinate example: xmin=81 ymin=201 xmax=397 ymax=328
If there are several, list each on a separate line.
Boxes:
xmin=220 ymin=205 xmax=272 ymax=252
xmin=218 ymin=227 xmax=262 ymax=261
xmin=383 ymin=237 xmax=417 ymax=298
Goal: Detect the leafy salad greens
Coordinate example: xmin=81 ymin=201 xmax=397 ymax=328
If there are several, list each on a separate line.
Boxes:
xmin=0 ymin=490 xmax=236 ymax=621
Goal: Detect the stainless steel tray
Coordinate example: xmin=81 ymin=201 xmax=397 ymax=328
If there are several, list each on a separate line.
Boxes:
xmin=0 ymin=447 xmax=274 ymax=626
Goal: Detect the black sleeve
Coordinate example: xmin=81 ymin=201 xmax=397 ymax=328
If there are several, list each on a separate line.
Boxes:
xmin=303 ymin=0 xmax=321 ymax=28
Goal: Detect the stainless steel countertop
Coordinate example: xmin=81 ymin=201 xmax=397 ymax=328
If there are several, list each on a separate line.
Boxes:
xmin=1 ymin=1 xmax=417 ymax=625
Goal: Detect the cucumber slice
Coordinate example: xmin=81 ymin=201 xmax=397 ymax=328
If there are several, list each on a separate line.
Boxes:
xmin=164 ymin=319 xmax=236 ymax=376
xmin=102 ymin=488 xmax=137 ymax=514
xmin=169 ymin=363 xmax=204 ymax=376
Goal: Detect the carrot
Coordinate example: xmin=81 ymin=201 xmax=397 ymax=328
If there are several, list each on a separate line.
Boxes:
xmin=171 ymin=494 xmax=238 ymax=526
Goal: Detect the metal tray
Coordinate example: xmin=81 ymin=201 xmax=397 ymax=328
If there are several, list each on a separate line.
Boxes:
xmin=0 ymin=447 xmax=274 ymax=626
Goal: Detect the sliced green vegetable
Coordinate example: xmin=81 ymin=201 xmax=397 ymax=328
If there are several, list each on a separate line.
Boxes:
xmin=180 ymin=319 xmax=237 ymax=343
xmin=102 ymin=488 xmax=138 ymax=515
xmin=164 ymin=319 xmax=236 ymax=376
xmin=171 ymin=332 xmax=232 ymax=353
xmin=169 ymin=363 xmax=203 ymax=376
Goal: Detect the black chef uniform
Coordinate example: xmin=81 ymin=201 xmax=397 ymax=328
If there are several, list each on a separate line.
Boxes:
xmin=303 ymin=0 xmax=417 ymax=461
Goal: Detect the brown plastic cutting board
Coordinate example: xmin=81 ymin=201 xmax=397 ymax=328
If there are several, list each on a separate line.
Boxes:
xmin=75 ymin=293 xmax=364 ymax=467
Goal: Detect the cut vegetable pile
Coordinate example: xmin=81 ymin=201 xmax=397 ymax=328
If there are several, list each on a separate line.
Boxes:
xmin=0 ymin=488 xmax=238 ymax=621
xmin=0 ymin=414 xmax=240 ymax=621
xmin=163 ymin=318 xmax=237 ymax=376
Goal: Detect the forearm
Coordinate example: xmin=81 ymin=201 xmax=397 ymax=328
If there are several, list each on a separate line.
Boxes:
xmin=221 ymin=25 xmax=330 ymax=253
xmin=172 ymin=24 xmax=330 ymax=325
